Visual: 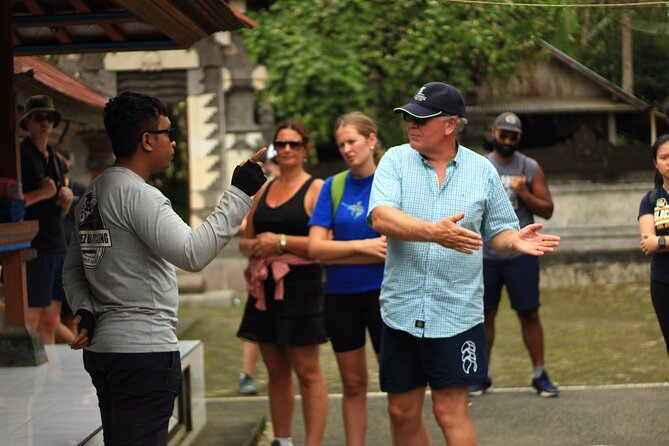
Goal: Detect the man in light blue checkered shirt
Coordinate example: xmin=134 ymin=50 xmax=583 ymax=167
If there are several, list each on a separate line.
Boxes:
xmin=368 ymin=82 xmax=560 ymax=445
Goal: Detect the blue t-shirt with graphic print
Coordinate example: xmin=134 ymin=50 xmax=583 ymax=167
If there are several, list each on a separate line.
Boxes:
xmin=639 ymin=187 xmax=669 ymax=284
xmin=309 ymin=172 xmax=384 ymax=294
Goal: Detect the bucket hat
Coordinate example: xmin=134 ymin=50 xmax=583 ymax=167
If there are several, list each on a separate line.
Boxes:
xmin=20 ymin=95 xmax=61 ymax=130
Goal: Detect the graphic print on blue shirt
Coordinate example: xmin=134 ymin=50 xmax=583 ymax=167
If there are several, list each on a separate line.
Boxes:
xmin=309 ymin=173 xmax=384 ymax=294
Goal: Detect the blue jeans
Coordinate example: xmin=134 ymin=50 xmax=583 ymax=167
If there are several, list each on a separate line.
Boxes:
xmin=83 ymin=350 xmax=182 ymax=445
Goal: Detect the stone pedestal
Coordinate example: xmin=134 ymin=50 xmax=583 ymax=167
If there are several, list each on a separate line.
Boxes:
xmin=0 ymin=325 xmax=47 ymax=366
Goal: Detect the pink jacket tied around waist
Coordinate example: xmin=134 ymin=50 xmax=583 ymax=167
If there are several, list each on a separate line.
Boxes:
xmin=245 ymin=254 xmax=318 ymax=310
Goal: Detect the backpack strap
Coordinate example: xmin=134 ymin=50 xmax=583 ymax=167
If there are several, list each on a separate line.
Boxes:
xmin=331 ymin=169 xmax=349 ymax=215
xmin=649 ymin=187 xmax=660 ymax=206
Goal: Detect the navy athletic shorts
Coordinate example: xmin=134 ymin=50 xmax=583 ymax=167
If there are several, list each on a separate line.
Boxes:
xmin=379 ymin=322 xmax=488 ymax=393
xmin=483 ymin=254 xmax=540 ymax=312
xmin=26 ymin=252 xmax=66 ymax=308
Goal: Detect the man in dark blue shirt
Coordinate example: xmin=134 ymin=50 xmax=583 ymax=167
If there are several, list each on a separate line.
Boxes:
xmin=20 ymin=95 xmax=74 ymax=344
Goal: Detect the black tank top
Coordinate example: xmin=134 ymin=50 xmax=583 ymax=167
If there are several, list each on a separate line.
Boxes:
xmin=253 ymin=177 xmax=316 ymax=236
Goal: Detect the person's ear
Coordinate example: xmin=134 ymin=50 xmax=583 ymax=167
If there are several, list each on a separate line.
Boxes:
xmin=140 ymin=133 xmax=154 ymax=152
xmin=368 ymin=132 xmax=378 ymax=147
xmin=444 ymin=116 xmax=458 ymax=136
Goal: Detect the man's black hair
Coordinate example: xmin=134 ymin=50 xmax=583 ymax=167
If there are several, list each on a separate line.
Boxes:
xmin=103 ymin=91 xmax=168 ymax=159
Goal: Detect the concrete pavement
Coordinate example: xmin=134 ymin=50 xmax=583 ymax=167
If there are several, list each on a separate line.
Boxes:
xmin=194 ymin=382 xmax=669 ymax=445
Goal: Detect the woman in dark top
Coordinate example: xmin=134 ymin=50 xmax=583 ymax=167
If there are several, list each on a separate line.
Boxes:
xmin=237 ymin=120 xmax=326 ymax=446
xmin=639 ymin=133 xmax=669 ymax=357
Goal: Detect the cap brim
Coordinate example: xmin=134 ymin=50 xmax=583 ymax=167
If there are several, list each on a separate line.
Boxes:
xmin=393 ymin=103 xmax=443 ymax=119
xmin=494 ymin=125 xmax=521 ymax=132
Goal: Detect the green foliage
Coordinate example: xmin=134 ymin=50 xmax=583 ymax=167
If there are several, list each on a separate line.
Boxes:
xmin=548 ymin=5 xmax=669 ymax=106
xmin=242 ymin=0 xmax=558 ymax=154
xmin=243 ymin=1 xmax=669 ymax=157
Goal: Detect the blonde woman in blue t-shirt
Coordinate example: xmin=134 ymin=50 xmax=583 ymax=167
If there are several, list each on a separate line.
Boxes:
xmin=308 ymin=112 xmax=386 ymax=446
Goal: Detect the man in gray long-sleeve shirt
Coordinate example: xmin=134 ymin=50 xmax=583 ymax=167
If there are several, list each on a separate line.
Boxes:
xmin=63 ymin=91 xmax=267 ymax=445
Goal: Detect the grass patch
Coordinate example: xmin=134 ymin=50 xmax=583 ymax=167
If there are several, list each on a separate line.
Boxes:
xmin=177 ymin=282 xmax=668 ymax=398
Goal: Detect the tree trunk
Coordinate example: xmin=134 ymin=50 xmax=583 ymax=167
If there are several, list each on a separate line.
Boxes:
xmin=621 ymin=7 xmax=633 ymax=94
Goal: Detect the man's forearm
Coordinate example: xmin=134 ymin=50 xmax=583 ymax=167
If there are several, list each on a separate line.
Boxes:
xmin=370 ymin=206 xmax=433 ymax=242
xmin=487 ymin=229 xmax=517 ymax=255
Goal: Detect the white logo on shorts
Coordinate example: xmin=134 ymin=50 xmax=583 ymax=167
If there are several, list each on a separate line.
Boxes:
xmin=461 ymin=340 xmax=478 ymax=374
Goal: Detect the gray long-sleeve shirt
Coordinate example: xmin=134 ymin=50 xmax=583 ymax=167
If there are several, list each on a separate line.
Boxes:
xmin=63 ymin=167 xmax=252 ymax=353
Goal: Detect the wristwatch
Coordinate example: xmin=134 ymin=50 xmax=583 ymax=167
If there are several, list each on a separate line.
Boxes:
xmin=659 ymin=236 xmax=666 ymax=249
xmin=278 ymin=233 xmax=287 ymax=253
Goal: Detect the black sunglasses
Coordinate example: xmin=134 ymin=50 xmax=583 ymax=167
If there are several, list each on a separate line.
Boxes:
xmin=273 ymin=140 xmax=304 ymax=149
xmin=402 ymin=113 xmax=444 ymax=126
xmin=33 ymin=113 xmax=55 ymax=123
xmin=146 ymin=128 xmax=176 ymax=142
xmin=498 ymin=130 xmax=520 ymax=142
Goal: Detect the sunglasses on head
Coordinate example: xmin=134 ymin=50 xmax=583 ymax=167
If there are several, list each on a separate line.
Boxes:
xmin=497 ymin=130 xmax=520 ymax=142
xmin=273 ymin=140 xmax=304 ymax=149
xmin=146 ymin=128 xmax=176 ymax=142
xmin=32 ymin=113 xmax=54 ymax=123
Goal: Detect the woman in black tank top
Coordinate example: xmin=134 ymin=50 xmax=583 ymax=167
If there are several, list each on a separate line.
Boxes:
xmin=237 ymin=120 xmax=328 ymax=446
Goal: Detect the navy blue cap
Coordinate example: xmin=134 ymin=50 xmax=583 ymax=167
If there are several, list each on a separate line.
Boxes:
xmin=394 ymin=82 xmax=466 ymax=118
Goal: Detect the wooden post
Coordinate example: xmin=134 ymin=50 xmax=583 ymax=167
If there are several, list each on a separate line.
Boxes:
xmin=0 ymin=5 xmax=47 ymax=366
xmin=1 ymin=0 xmax=19 ymax=180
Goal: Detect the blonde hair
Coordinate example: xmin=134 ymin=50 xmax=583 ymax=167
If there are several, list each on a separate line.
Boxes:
xmin=336 ymin=111 xmax=384 ymax=164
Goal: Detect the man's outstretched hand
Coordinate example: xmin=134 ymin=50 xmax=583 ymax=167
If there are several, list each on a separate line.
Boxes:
xmin=512 ymin=223 xmax=560 ymax=256
xmin=433 ymin=213 xmax=483 ymax=254
xmin=232 ymin=147 xmax=268 ymax=197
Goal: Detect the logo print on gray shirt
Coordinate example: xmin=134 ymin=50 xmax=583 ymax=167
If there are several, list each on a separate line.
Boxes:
xmin=78 ymin=192 xmax=111 ymax=268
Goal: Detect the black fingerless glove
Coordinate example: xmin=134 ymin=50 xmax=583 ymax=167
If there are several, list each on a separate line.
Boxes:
xmin=231 ymin=162 xmax=267 ymax=197
xmin=75 ymin=309 xmax=96 ymax=340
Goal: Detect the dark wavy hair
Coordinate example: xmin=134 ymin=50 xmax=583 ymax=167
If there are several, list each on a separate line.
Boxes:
xmin=652 ymin=134 xmax=669 ymax=189
xmin=103 ymin=91 xmax=168 ymax=159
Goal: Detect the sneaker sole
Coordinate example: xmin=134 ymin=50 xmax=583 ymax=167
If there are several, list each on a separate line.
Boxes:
xmin=469 ymin=387 xmax=491 ymax=397
xmin=238 ymin=388 xmax=257 ymax=395
xmin=536 ymin=390 xmax=559 ymax=398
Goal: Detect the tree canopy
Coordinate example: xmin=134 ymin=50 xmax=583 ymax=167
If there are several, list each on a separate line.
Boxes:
xmin=241 ymin=0 xmax=668 ymax=158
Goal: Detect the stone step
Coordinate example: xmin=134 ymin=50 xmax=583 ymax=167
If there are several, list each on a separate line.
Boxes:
xmin=188 ymin=400 xmax=266 ymax=446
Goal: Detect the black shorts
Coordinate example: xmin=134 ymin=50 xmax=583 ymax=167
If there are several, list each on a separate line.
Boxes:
xmin=379 ymin=322 xmax=488 ymax=394
xmin=483 ymin=254 xmax=540 ymax=312
xmin=325 ymin=289 xmax=382 ymax=353
xmin=237 ymin=264 xmax=327 ymax=346
xmin=26 ymin=252 xmax=66 ymax=308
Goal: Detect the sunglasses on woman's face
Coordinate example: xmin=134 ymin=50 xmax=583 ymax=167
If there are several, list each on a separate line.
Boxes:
xmin=273 ymin=140 xmax=304 ymax=149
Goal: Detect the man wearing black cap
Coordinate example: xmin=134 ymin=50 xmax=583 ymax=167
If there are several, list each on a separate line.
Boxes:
xmin=367 ymin=82 xmax=560 ymax=444
xmin=471 ymin=112 xmax=558 ymax=398
xmin=20 ymin=94 xmax=74 ymax=344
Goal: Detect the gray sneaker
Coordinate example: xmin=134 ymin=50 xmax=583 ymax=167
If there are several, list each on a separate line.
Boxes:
xmin=238 ymin=373 xmax=257 ymax=395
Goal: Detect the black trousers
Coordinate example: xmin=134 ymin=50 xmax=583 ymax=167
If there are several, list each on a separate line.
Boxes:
xmin=650 ymin=280 xmax=669 ymax=356
xmin=83 ymin=350 xmax=182 ymax=446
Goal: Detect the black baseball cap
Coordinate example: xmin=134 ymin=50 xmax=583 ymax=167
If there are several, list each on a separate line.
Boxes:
xmin=394 ymin=82 xmax=466 ymax=118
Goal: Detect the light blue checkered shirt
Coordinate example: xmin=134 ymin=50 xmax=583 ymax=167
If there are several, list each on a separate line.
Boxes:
xmin=368 ymin=143 xmax=519 ymax=338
